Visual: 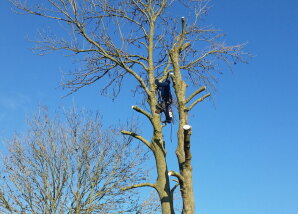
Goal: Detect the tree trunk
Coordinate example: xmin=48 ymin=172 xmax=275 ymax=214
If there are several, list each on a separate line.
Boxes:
xmin=153 ymin=142 xmax=175 ymax=213
xmin=151 ymin=94 xmax=175 ymax=213
xmin=180 ymin=125 xmax=195 ymax=214
xmin=176 ymin=118 xmax=195 ymax=214
xmin=170 ymin=49 xmax=195 ymax=214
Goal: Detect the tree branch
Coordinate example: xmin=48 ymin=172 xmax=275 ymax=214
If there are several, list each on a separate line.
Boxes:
xmin=180 ymin=42 xmax=191 ymax=52
xmin=186 ymin=86 xmax=207 ymax=104
xmin=180 ymin=43 xmax=247 ymax=71
xmin=10 ymin=1 xmax=72 ymax=23
xmin=114 ymin=51 xmax=151 ymax=95
xmin=154 ymin=0 xmax=167 ymax=19
xmin=121 ymin=183 xmax=156 ymax=191
xmin=121 ymin=131 xmax=152 ymax=151
xmin=0 ymin=192 xmax=13 ymax=212
xmin=103 ymin=10 xmax=149 ymax=38
xmin=131 ymin=0 xmax=150 ymax=22
xmin=160 ymin=54 xmax=173 ymax=80
xmin=170 ymin=183 xmax=180 ymax=195
xmin=123 ymin=56 xmax=148 ymax=71
xmin=77 ymin=24 xmax=151 ymax=96
xmin=168 ymin=170 xmax=184 ymax=183
xmin=131 ymin=105 xmax=152 ymax=123
xmin=187 ymin=93 xmax=211 ymax=111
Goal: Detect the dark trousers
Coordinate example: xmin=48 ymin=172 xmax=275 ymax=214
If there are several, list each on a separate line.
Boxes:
xmin=161 ymin=101 xmax=173 ymax=122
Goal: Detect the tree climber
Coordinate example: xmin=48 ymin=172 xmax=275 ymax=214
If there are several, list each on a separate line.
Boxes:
xmin=155 ymin=73 xmax=174 ymax=124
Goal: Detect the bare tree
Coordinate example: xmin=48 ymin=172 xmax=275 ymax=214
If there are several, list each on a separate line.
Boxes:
xmin=0 ymin=108 xmax=150 ymax=214
xmin=9 ymin=0 xmax=248 ymax=213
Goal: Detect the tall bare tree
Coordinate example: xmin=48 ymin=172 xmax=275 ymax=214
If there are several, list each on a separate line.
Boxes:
xmin=9 ymin=0 xmax=248 ymax=213
xmin=0 ymin=108 xmax=150 ymax=213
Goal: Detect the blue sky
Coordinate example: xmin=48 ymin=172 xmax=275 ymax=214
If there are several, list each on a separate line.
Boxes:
xmin=1 ymin=0 xmax=298 ymax=214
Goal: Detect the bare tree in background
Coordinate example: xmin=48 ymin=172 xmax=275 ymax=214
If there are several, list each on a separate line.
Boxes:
xmin=9 ymin=0 xmax=248 ymax=213
xmin=0 ymin=108 xmax=149 ymax=213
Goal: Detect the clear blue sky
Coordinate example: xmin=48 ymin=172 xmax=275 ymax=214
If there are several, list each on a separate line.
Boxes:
xmin=1 ymin=0 xmax=298 ymax=214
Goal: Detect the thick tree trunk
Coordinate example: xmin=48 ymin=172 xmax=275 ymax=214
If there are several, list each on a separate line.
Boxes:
xmin=170 ymin=49 xmax=195 ymax=214
xmin=180 ymin=125 xmax=195 ymax=214
xmin=150 ymin=93 xmax=175 ymax=213
xmin=153 ymin=141 xmax=175 ymax=213
xmin=176 ymin=119 xmax=195 ymax=214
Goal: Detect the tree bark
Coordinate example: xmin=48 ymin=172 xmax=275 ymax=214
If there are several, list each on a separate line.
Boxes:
xmin=151 ymin=103 xmax=175 ymax=213
xmin=153 ymin=139 xmax=175 ymax=214
xmin=170 ymin=49 xmax=195 ymax=214
xmin=181 ymin=125 xmax=194 ymax=214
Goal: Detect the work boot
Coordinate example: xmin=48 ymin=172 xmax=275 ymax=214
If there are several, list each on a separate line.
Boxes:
xmin=162 ymin=119 xmax=172 ymax=124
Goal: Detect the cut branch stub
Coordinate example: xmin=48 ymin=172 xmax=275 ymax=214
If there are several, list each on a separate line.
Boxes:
xmin=183 ymin=125 xmax=192 ymax=166
xmin=183 ymin=125 xmax=192 ymax=131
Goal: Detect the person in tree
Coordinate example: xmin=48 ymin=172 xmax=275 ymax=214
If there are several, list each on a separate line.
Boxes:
xmin=155 ymin=73 xmax=173 ymax=123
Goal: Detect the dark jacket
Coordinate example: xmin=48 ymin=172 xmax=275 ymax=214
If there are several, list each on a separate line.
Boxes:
xmin=155 ymin=78 xmax=172 ymax=103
